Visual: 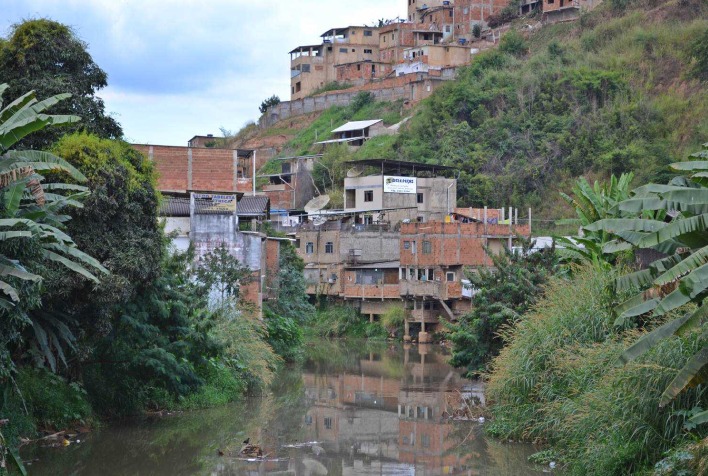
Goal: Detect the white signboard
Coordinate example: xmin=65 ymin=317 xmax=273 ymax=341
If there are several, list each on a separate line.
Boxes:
xmin=384 ymin=176 xmax=417 ymax=194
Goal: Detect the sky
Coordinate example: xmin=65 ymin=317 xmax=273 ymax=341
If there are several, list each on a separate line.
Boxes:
xmin=3 ymin=0 xmax=404 ymax=146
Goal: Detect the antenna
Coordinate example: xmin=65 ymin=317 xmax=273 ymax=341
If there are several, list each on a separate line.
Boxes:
xmin=346 ymin=166 xmax=364 ymax=178
xmin=304 ymin=194 xmax=330 ymax=214
xmin=312 ymin=216 xmax=327 ymax=226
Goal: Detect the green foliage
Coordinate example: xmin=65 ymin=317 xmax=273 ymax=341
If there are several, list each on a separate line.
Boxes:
xmin=556 ymin=173 xmax=635 ymax=266
xmin=449 ymin=237 xmax=558 ymax=374
xmin=259 ymin=95 xmax=281 ymax=114
xmin=82 ymin=247 xmax=219 ymax=416
xmin=0 ymin=19 xmax=122 ymax=149
xmin=487 ymin=265 xmax=707 ymax=474
xmin=390 ymin=8 xmax=707 ymax=221
xmin=499 ymin=31 xmax=528 ymax=57
xmin=584 ymin=145 xmax=708 ymax=418
xmin=686 ymin=26 xmax=708 ymax=81
xmin=264 ymin=308 xmax=303 ymax=362
xmin=308 ymin=81 xmax=354 ymax=97
xmin=380 ymin=305 xmax=406 ymax=336
xmin=308 ymin=303 xmax=386 ymax=339
xmin=261 ymin=241 xmax=310 ymax=362
xmin=194 ymin=242 xmax=252 ymax=305
xmin=472 ymin=24 xmax=482 ymax=39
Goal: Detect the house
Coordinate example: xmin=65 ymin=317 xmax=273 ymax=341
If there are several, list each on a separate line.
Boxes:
xmin=343 ymin=159 xmax=457 ymax=224
xmin=187 ymin=134 xmax=218 ymax=148
xmin=132 ymin=143 xmax=272 ymax=195
xmin=398 ymin=209 xmax=532 ymax=342
xmin=315 ymin=120 xmax=391 ymax=147
xmin=290 ymin=26 xmax=381 ymax=100
xmin=158 ymin=191 xmax=287 ymax=318
xmin=542 ymin=0 xmax=602 ymax=23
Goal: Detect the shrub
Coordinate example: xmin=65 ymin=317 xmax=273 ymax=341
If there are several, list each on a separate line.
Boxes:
xmin=499 ymin=30 xmax=528 ymax=57
xmin=486 ymin=265 xmax=708 ymax=474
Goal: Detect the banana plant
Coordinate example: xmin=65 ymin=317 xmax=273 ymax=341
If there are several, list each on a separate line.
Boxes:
xmin=0 ymin=84 xmax=108 ymax=370
xmin=586 ymin=144 xmax=708 ymax=423
xmin=555 ymin=173 xmax=634 ymax=267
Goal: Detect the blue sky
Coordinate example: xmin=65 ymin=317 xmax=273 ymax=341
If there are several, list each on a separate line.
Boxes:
xmin=2 ymin=0 xmax=404 ymax=145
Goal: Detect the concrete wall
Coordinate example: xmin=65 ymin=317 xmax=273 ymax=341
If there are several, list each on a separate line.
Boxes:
xmin=261 ymin=72 xmax=454 ymax=127
xmin=190 ymin=214 xmax=264 ymax=314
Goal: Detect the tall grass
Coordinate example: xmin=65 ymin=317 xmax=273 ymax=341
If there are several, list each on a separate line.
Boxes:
xmin=486 ymin=265 xmax=708 ymax=474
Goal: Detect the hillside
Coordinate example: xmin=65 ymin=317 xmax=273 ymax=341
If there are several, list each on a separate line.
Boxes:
xmin=243 ymin=0 xmax=707 ymax=233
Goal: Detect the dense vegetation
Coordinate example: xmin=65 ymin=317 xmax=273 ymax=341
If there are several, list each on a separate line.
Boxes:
xmin=0 ymin=19 xmax=308 ymax=473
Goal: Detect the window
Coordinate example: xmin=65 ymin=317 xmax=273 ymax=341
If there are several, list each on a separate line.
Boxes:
xmin=364 ymin=30 xmax=373 ymax=37
xmin=446 ymin=271 xmax=455 ymax=282
xmin=324 ymin=417 xmax=332 ymax=429
xmin=416 ymin=216 xmax=424 ymax=223
xmin=446 ymin=25 xmax=451 ymax=32
xmin=363 ymin=215 xmax=373 ymax=225
xmin=305 ymin=415 xmax=313 ymax=425
xmin=295 ymin=82 xmax=301 ymax=93
xmin=449 ymin=10 xmax=453 ymax=17
xmin=364 ymin=190 xmax=374 ymax=202
xmin=325 ymin=242 xmax=334 ymax=254
xmin=351 ymin=48 xmax=356 ymax=52
xmin=421 ymin=434 xmax=430 ymax=448
xmin=403 ymin=241 xmax=411 ymax=250
xmin=364 ymin=49 xmax=373 ymax=54
xmin=306 ymin=242 xmax=314 ymax=254
xmin=301 ymin=64 xmax=311 ymax=73
xmin=411 ymin=241 xmax=417 ymax=254
xmin=340 ymin=47 xmax=348 ymax=53
xmin=464 ymin=7 xmax=469 ymax=14
xmin=422 ymin=240 xmax=432 ymax=254
xmin=417 ymin=193 xmax=424 ymax=204
xmin=357 ymin=64 xmax=361 ymax=71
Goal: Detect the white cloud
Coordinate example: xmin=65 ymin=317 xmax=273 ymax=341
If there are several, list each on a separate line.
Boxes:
xmin=3 ymin=0 xmax=405 ymax=145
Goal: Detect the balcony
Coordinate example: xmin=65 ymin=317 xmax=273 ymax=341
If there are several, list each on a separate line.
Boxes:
xmin=399 ymin=280 xmax=466 ymax=300
xmin=344 ymin=284 xmax=400 ymax=300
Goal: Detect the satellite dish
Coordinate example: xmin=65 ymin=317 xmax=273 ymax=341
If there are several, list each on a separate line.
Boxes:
xmin=347 ymin=166 xmax=364 ymax=178
xmin=304 ymin=195 xmax=330 ymax=214
xmin=312 ymin=216 xmax=327 ymax=227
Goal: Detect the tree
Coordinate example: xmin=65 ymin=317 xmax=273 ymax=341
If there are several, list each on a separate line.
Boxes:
xmin=587 ymin=144 xmax=708 ymax=424
xmin=0 ymin=86 xmax=108 ymax=375
xmin=194 ymin=243 xmax=252 ymax=305
xmin=555 ymin=173 xmax=635 ymax=267
xmin=449 ymin=237 xmax=558 ymax=375
xmin=0 ymin=19 xmax=122 ymax=149
xmin=472 ymin=24 xmax=482 ymax=39
xmin=259 ymin=95 xmax=281 ymax=114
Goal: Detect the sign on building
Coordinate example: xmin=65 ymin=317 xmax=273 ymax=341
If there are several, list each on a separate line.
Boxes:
xmin=383 ymin=176 xmax=417 ymax=194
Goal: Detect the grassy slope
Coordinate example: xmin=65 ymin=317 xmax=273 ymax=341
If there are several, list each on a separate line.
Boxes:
xmin=252 ymin=0 xmax=707 ymax=233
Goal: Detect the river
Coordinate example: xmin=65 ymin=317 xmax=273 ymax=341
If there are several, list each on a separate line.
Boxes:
xmin=22 ymin=339 xmax=543 ymax=475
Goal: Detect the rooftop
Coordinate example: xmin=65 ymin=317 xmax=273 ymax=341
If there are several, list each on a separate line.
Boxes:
xmin=331 ymin=120 xmax=383 ymax=133
xmin=344 ymin=159 xmax=455 ymax=174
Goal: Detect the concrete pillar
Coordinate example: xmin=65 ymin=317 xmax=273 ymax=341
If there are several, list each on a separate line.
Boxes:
xmin=404 ymin=320 xmax=411 ymax=342
xmin=369 ymin=313 xmax=374 ymax=323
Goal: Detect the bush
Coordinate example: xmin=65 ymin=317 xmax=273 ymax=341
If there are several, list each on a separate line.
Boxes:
xmin=265 ymin=308 xmax=303 ymax=362
xmin=486 ymin=265 xmax=708 ymax=474
xmin=499 ymin=31 xmax=528 ymax=57
xmin=381 ymin=305 xmax=406 ymax=336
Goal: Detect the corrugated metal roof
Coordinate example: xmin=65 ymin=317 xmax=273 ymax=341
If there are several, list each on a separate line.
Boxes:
xmin=159 ymin=197 xmax=190 ymax=217
xmin=237 ymin=195 xmax=270 ymax=216
xmin=331 ymin=120 xmax=383 ymax=133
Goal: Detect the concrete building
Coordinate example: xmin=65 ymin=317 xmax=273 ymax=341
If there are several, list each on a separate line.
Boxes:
xmin=187 ymin=134 xmax=218 ymax=148
xmin=158 ymin=192 xmax=287 ymax=317
xmin=343 ymin=159 xmax=457 ymax=224
xmin=399 ymin=208 xmax=531 ymax=341
xmin=259 ymin=155 xmax=317 ymax=223
xmin=542 ymin=0 xmax=602 ymax=23
xmin=290 ymin=26 xmax=381 ymax=100
xmin=132 ymin=144 xmax=274 ymax=195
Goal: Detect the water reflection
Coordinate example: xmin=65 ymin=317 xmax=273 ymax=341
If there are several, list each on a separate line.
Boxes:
xmin=22 ymin=340 xmax=542 ymax=475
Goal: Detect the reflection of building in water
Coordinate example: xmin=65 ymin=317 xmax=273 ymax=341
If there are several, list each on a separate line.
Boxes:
xmin=299 ymin=345 xmax=479 ymax=475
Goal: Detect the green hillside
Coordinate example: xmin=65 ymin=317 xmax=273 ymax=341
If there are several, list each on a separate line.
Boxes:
xmin=266 ymin=0 xmax=707 ymax=231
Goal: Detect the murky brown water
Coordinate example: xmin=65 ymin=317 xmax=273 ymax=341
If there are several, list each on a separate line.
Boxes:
xmin=22 ymin=339 xmax=543 ymax=475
